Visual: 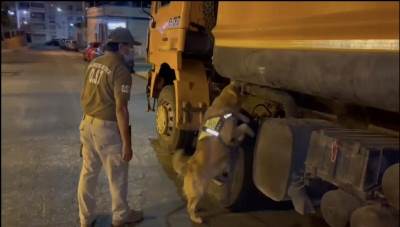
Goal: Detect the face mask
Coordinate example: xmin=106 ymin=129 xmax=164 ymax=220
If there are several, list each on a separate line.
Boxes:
xmin=122 ymin=53 xmax=132 ymax=66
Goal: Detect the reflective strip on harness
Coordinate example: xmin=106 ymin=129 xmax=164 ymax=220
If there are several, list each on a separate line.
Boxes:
xmin=205 ymin=128 xmax=219 ymax=136
xmin=198 ymin=113 xmax=233 ymax=141
xmin=224 ymin=113 xmax=232 ymax=119
xmin=198 ymin=116 xmax=221 ymax=141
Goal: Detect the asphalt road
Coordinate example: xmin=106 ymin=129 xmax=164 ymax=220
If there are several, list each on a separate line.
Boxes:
xmin=1 ymin=46 xmax=329 ymax=227
xmin=1 ymin=47 xmax=186 ymax=227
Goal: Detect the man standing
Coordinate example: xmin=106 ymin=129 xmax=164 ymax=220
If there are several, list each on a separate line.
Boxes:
xmin=78 ymin=28 xmax=142 ymax=227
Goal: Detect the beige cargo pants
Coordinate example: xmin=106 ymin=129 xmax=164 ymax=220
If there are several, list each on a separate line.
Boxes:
xmin=78 ymin=115 xmax=130 ymax=226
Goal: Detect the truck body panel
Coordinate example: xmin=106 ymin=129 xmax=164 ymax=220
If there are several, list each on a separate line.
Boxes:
xmin=213 ymin=2 xmax=399 ymax=51
xmin=212 ymin=2 xmax=399 ymax=113
xmin=148 ymin=2 xmax=210 ymax=130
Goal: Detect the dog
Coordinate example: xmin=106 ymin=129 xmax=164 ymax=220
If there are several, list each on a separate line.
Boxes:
xmin=172 ymin=82 xmax=255 ymax=223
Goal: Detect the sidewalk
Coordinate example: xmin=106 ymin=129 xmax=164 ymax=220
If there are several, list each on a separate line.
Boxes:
xmin=134 ymin=71 xmax=149 ymax=80
xmin=133 ymin=62 xmax=151 ymax=80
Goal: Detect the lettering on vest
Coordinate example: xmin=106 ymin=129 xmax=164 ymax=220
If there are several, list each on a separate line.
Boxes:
xmin=87 ymin=63 xmax=111 ymax=85
xmin=121 ymin=84 xmax=130 ymax=93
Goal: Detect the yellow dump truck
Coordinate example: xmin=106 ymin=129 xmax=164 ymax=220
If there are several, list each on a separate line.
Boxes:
xmin=145 ymin=2 xmax=399 ymax=227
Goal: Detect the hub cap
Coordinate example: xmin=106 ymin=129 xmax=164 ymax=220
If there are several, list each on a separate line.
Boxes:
xmin=156 ymin=102 xmax=174 ymax=136
xmin=156 ymin=105 xmax=168 ymax=135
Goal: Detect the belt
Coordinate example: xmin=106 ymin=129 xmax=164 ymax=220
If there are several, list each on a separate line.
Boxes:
xmin=83 ymin=114 xmax=117 ymax=126
xmin=83 ymin=114 xmax=95 ymax=123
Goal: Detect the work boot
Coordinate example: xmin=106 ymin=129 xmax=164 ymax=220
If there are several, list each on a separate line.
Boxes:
xmin=112 ymin=209 xmax=144 ymax=227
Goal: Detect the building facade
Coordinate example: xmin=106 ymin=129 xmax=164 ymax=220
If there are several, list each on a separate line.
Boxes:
xmin=14 ymin=1 xmax=86 ymax=44
xmin=86 ymin=5 xmax=150 ymax=58
xmin=2 ymin=2 xmax=19 ymax=31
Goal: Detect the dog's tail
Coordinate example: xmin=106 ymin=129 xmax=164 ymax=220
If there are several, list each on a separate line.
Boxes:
xmin=172 ymin=149 xmax=190 ymax=177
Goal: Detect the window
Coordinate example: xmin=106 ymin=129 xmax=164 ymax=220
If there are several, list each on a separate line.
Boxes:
xmin=68 ymin=5 xmax=73 ymax=11
xmin=30 ymin=3 xmax=44 ymax=8
xmin=76 ymin=17 xmax=82 ymax=22
xmin=68 ymin=16 xmax=73 ymax=21
xmin=132 ymin=1 xmax=149 ymax=7
xmin=155 ymin=1 xmax=170 ymax=13
xmin=31 ymin=12 xmax=45 ymax=20
xmin=49 ymin=15 xmax=55 ymax=23
xmin=76 ymin=5 xmax=82 ymax=11
xmin=107 ymin=21 xmax=126 ymax=30
xmin=19 ymin=2 xmax=30 ymax=9
xmin=160 ymin=1 xmax=170 ymax=7
xmin=32 ymin=23 xmax=46 ymax=30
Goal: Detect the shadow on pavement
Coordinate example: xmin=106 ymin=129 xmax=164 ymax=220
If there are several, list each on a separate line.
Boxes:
xmin=149 ymin=138 xmax=329 ymax=227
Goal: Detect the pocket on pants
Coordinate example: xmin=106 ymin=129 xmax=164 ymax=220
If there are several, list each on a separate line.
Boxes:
xmin=94 ymin=123 xmax=122 ymax=152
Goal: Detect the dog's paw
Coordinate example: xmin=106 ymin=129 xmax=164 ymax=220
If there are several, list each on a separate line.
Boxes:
xmin=190 ymin=214 xmax=203 ymax=224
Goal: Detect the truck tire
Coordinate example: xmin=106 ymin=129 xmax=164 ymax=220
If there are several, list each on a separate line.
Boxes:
xmin=207 ymin=139 xmax=292 ymax=211
xmin=156 ymin=85 xmax=193 ymax=151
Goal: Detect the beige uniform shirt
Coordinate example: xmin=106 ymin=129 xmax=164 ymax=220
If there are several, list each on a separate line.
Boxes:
xmin=81 ymin=52 xmax=132 ymax=121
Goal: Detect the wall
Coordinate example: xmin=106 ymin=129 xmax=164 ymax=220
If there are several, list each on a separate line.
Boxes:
xmin=86 ymin=5 xmax=150 ymax=58
xmin=2 ymin=35 xmax=27 ymax=49
xmin=13 ymin=1 xmax=86 ymax=43
xmin=127 ymin=19 xmax=149 ymax=58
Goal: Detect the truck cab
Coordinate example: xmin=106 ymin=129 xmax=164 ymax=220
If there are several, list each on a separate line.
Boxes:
xmin=146 ymin=1 xmax=223 ymax=150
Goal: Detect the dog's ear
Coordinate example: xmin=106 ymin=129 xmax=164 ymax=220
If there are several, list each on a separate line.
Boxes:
xmin=234 ymin=123 xmax=255 ymax=142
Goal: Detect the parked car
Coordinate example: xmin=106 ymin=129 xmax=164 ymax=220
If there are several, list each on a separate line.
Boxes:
xmin=83 ymin=42 xmax=102 ymax=62
xmin=58 ymin=39 xmax=67 ymax=49
xmin=65 ymin=40 xmax=78 ymax=51
xmin=45 ymin=38 xmax=60 ymax=46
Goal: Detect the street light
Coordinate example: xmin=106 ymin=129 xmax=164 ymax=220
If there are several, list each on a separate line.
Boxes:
xmin=70 ymin=23 xmax=74 ymax=27
xmin=57 ymin=7 xmax=62 ymax=12
xmin=8 ymin=10 xmax=15 ymax=16
xmin=23 ymin=20 xmax=28 ymax=25
xmin=23 ymin=10 xmax=28 ymax=15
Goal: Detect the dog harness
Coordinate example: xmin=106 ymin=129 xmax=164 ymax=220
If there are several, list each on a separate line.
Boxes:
xmin=198 ymin=113 xmax=233 ymax=141
xmin=197 ymin=111 xmax=252 ymax=150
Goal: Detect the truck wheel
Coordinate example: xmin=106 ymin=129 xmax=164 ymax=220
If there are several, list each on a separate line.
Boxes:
xmin=207 ymin=145 xmax=291 ymax=211
xmin=206 ymin=147 xmax=246 ymax=210
xmin=156 ymin=85 xmax=193 ymax=151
